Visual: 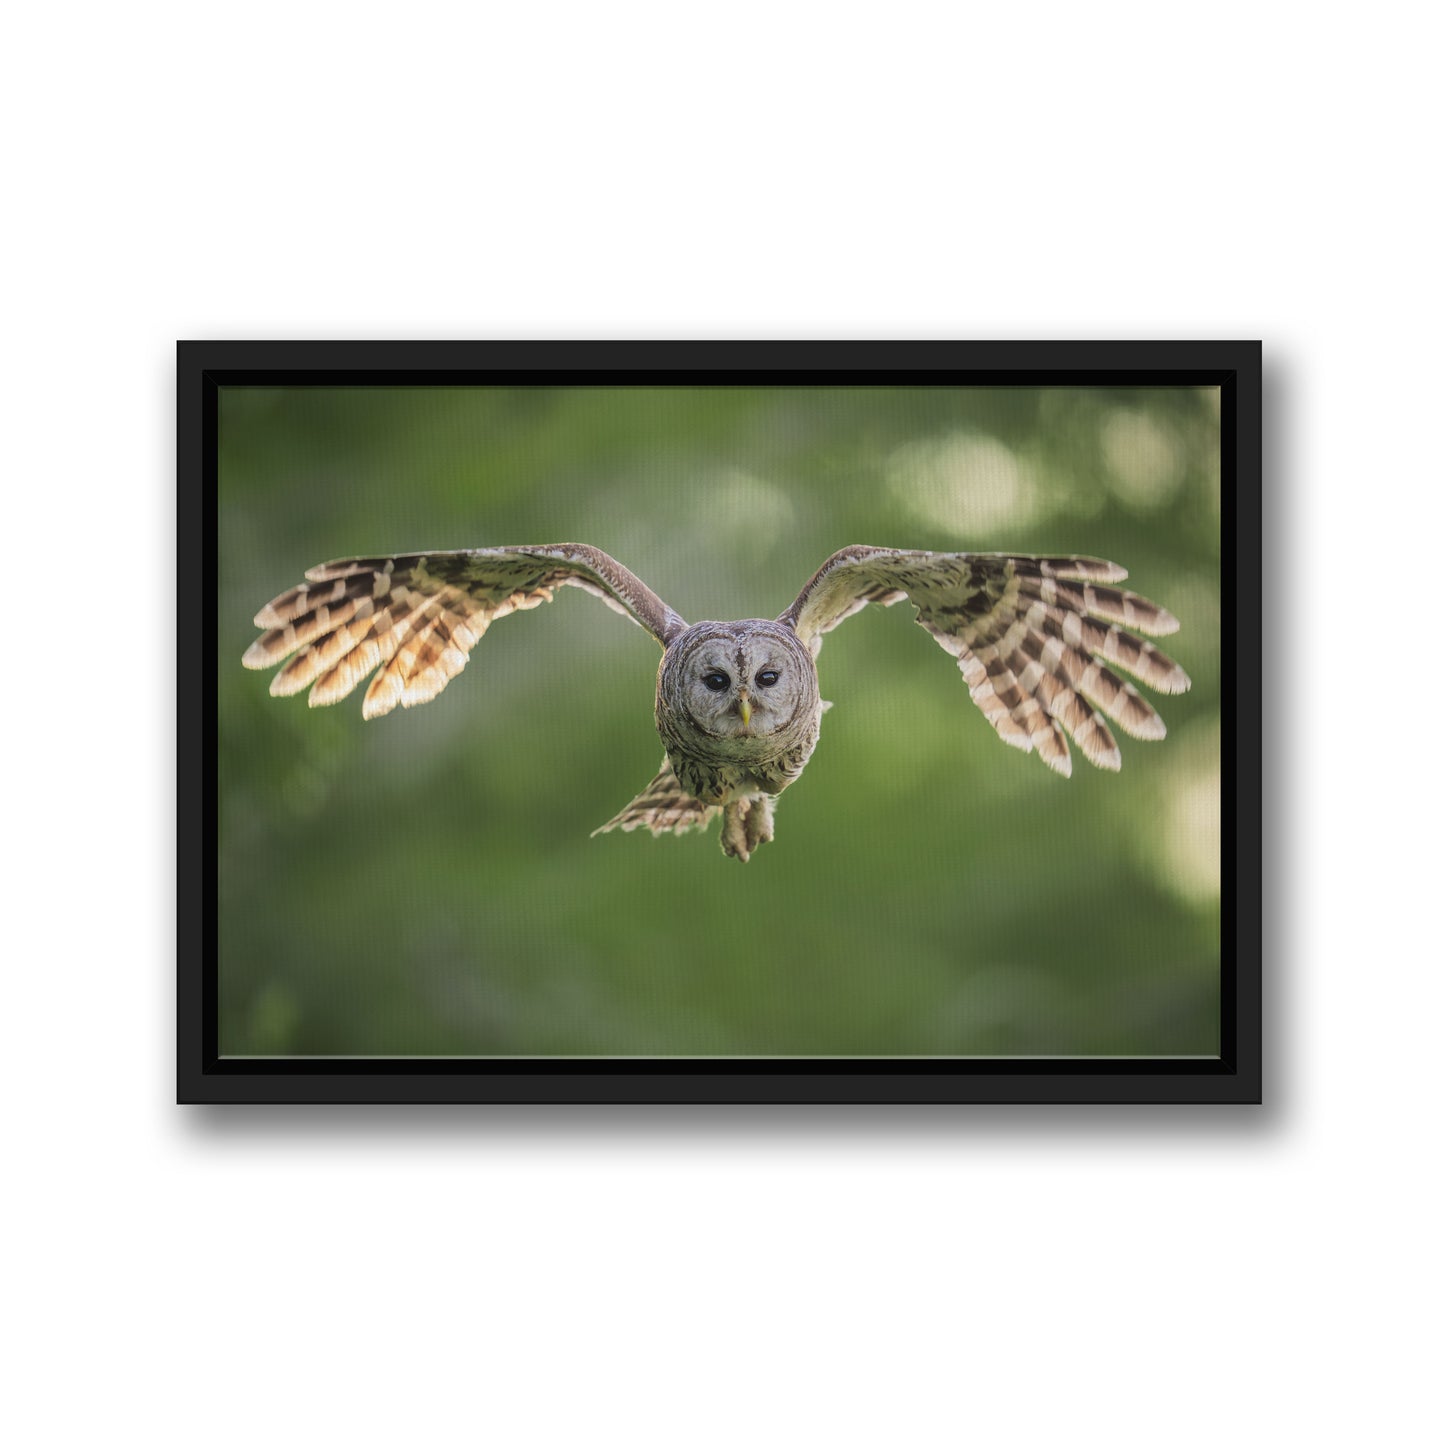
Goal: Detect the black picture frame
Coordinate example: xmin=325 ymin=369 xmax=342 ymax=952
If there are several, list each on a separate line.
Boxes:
xmin=182 ymin=339 xmax=1260 ymax=1104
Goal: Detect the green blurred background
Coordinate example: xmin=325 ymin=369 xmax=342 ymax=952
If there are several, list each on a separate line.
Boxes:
xmin=218 ymin=384 xmax=1221 ymax=1057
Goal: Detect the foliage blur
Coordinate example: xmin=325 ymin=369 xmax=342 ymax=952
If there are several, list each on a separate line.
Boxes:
xmin=218 ymin=385 xmax=1221 ymax=1057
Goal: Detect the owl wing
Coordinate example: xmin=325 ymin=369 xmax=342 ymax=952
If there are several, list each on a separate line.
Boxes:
xmin=778 ymin=546 xmax=1191 ymax=776
xmin=242 ymin=544 xmax=687 ymax=718
xmin=591 ymin=756 xmax=722 ymax=838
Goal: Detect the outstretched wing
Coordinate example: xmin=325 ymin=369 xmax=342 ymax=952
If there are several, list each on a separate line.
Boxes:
xmin=778 ymin=546 xmax=1190 ymax=776
xmin=243 ymin=544 xmax=687 ymax=719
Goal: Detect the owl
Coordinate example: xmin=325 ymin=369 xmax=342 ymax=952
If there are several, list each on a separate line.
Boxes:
xmin=243 ymin=544 xmax=1190 ymax=861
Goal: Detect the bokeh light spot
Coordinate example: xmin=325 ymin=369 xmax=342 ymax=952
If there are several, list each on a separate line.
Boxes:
xmin=1101 ymin=408 xmax=1183 ymax=510
xmin=886 ymin=431 xmax=1038 ymax=537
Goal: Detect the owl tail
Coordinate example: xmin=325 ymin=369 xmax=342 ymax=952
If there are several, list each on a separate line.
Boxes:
xmin=591 ymin=757 xmax=720 ymax=838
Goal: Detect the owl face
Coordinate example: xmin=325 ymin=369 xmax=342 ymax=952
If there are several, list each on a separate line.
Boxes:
xmin=661 ymin=620 xmax=819 ymax=747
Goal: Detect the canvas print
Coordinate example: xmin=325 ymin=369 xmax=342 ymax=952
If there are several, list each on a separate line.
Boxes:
xmin=218 ymin=382 xmax=1222 ymax=1060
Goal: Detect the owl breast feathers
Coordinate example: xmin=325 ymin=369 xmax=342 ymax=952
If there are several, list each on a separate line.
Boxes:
xmin=244 ymin=544 xmax=1190 ymax=861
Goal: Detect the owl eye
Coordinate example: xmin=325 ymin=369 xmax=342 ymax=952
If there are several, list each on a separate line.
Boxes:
xmin=756 ymin=669 xmax=780 ymax=687
xmin=701 ymin=670 xmax=730 ymax=692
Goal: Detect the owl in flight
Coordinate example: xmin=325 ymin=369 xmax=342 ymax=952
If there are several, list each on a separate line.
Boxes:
xmin=243 ymin=545 xmax=1190 ymax=861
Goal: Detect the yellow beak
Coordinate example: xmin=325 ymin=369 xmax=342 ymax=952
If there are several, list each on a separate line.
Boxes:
xmin=738 ymin=693 xmax=752 ymax=729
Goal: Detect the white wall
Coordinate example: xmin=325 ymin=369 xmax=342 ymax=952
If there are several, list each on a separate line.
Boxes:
xmin=5 ymin=4 xmax=1438 ymax=1441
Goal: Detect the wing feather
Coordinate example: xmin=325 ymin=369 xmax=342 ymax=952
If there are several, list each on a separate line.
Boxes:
xmin=780 ymin=547 xmax=1189 ymax=774
xmin=592 ymin=757 xmax=721 ymax=837
xmin=243 ymin=544 xmax=686 ymax=717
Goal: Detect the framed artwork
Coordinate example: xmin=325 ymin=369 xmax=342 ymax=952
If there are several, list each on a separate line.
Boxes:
xmin=182 ymin=340 xmax=1259 ymax=1103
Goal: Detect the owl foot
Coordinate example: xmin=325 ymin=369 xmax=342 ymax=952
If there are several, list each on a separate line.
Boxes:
xmin=720 ymin=795 xmax=775 ymax=862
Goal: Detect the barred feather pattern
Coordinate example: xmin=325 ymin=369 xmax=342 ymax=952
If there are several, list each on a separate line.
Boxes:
xmin=779 ymin=547 xmax=1190 ymax=776
xmin=592 ymin=757 xmax=721 ymax=837
xmin=242 ymin=545 xmax=683 ymax=719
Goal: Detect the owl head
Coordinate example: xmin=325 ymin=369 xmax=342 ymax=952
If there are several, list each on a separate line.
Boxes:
xmin=660 ymin=619 xmax=819 ymax=748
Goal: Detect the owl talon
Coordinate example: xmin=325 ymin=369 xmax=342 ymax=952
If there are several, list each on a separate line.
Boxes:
xmin=719 ymin=796 xmax=775 ymax=861
xmin=720 ymin=802 xmax=751 ymax=860
xmin=744 ymin=794 xmax=775 ymax=852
